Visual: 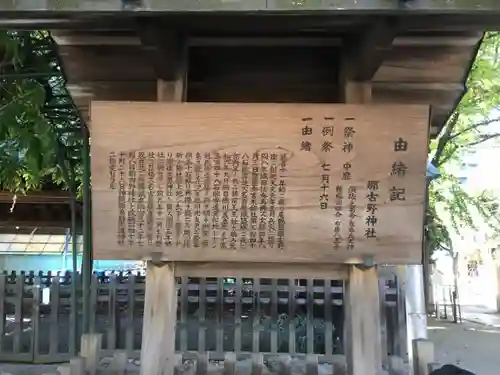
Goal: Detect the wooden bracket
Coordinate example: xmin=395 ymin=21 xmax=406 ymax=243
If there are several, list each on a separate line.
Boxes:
xmin=355 ymin=254 xmax=376 ymax=271
xmin=136 ymin=18 xmax=187 ymax=82
xmin=342 ymin=17 xmax=400 ymax=82
xmin=150 ymin=252 xmax=166 ymax=267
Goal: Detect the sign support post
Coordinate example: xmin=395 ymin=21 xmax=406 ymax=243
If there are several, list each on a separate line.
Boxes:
xmin=139 ymin=32 xmax=189 ymax=375
xmin=342 ymin=81 xmax=383 ymax=375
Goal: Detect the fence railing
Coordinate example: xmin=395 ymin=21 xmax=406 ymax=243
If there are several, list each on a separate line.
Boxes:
xmin=0 ymin=269 xmax=404 ymax=364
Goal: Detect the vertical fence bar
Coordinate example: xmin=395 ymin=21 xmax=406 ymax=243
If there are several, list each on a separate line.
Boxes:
xmin=12 ymin=273 xmax=24 ymax=355
xmin=270 ymin=279 xmax=278 ymax=354
xmin=126 ymin=273 xmax=136 ymax=353
xmin=216 ymin=278 xmax=224 ymax=354
xmin=70 ymin=197 xmax=78 ymax=354
xmin=306 ymin=279 xmax=314 ymax=354
xmin=234 ymin=278 xmax=242 ymax=353
xmin=108 ymin=274 xmax=118 ymax=351
xmin=198 ymin=277 xmax=206 ymax=352
xmin=396 ymin=268 xmax=408 ymax=358
xmin=32 ymin=274 xmax=42 ymax=359
xmin=324 ymin=279 xmax=333 ymax=356
xmin=0 ymin=274 xmax=5 ymax=353
xmin=49 ymin=275 xmax=60 ymax=357
xmin=252 ymin=278 xmax=260 ymax=353
xmin=69 ymin=272 xmax=78 ymax=357
xmin=379 ymin=278 xmax=388 ymax=363
xmin=288 ymin=278 xmax=296 ymax=356
xmin=180 ymin=277 xmax=188 ymax=352
xmin=89 ymin=273 xmax=98 ymax=334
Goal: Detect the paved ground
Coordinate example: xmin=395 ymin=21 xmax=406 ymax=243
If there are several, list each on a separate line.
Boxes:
xmin=429 ymin=317 xmax=500 ymax=375
xmin=460 ymin=305 xmax=500 ymax=328
xmin=3 ymin=308 xmax=500 ymax=375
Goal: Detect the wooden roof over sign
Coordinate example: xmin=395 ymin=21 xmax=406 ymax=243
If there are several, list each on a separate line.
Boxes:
xmin=3 ymin=1 xmax=500 ymax=137
xmin=49 ymin=15 xmax=484 ymax=138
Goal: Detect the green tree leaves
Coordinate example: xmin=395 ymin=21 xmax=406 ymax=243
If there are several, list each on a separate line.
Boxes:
xmin=428 ymin=32 xmax=500 ymax=259
xmin=0 ymin=30 xmax=82 ymax=197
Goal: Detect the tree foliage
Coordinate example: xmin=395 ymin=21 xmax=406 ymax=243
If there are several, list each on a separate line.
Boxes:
xmin=427 ymin=32 xmax=500 ymax=258
xmin=0 ymin=30 xmax=82 ymax=198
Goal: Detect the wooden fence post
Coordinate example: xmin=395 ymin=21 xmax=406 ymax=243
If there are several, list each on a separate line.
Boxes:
xmin=70 ymin=356 xmax=86 ymax=375
xmin=306 ymin=355 xmax=319 ymax=375
xmin=196 ymin=352 xmax=209 ymax=375
xmin=224 ymin=353 xmax=237 ymax=375
xmin=110 ymin=351 xmax=128 ymax=375
xmin=251 ymin=353 xmax=265 ymax=375
xmin=279 ymin=355 xmax=292 ymax=375
xmin=80 ymin=333 xmax=103 ymax=375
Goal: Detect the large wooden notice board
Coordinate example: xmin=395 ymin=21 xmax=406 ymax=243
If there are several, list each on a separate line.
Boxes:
xmin=91 ymin=102 xmax=429 ymax=264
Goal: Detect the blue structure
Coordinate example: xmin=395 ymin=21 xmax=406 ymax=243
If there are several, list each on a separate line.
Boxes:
xmin=0 ymin=230 xmax=140 ymax=272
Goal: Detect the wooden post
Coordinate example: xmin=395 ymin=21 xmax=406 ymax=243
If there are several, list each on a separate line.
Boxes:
xmin=345 ymin=266 xmax=383 ymax=375
xmin=140 ymin=262 xmax=179 ymax=375
xmin=139 ymin=31 xmax=188 ymax=375
xmin=341 ymin=80 xmax=383 ymax=375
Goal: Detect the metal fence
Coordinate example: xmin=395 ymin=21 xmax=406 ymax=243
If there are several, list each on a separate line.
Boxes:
xmin=0 ymin=269 xmax=405 ymax=364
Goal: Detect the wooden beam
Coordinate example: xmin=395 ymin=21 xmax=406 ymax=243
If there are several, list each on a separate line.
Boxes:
xmin=343 ymin=18 xmax=400 ymax=82
xmin=0 ymin=202 xmax=77 ymax=228
xmin=52 ymin=34 xmax=140 ymax=46
xmin=175 ymin=262 xmax=348 ymax=279
xmin=0 ymin=191 xmax=72 ymax=204
xmin=189 ymin=36 xmax=342 ymax=47
xmin=0 ymin=219 xmax=73 ymax=228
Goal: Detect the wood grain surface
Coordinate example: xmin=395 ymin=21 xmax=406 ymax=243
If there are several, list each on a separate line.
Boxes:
xmin=91 ymin=102 xmax=429 ymax=264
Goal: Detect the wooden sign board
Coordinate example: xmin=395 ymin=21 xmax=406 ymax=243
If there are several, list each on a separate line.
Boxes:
xmin=91 ymin=102 xmax=429 ymax=264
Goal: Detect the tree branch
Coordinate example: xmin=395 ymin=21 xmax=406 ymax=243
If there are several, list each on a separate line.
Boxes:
xmin=462 ymin=133 xmax=500 ymax=148
xmin=432 ymin=112 xmax=459 ymax=167
xmin=449 ymin=117 xmax=500 ymax=140
xmin=437 ymin=144 xmax=460 ymax=165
